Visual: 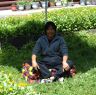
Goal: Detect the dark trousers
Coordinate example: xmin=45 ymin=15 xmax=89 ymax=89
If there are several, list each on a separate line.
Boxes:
xmin=38 ymin=62 xmax=63 ymax=79
xmin=25 ymin=60 xmax=73 ymax=79
xmin=37 ymin=60 xmax=73 ymax=79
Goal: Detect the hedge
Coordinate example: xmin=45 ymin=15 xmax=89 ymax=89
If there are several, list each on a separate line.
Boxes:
xmin=0 ymin=7 xmax=96 ymax=48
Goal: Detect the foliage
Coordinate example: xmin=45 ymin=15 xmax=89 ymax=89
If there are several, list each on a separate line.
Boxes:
xmin=16 ymin=0 xmax=27 ymax=5
xmin=0 ymin=30 xmax=96 ymax=71
xmin=0 ymin=14 xmax=44 ymax=48
xmin=35 ymin=68 xmax=96 ymax=95
xmin=32 ymin=0 xmax=40 ymax=2
xmin=0 ymin=7 xmax=96 ymax=47
xmin=0 ymin=5 xmax=96 ymax=94
xmin=48 ymin=0 xmax=56 ymax=2
xmin=61 ymin=0 xmax=68 ymax=3
xmin=48 ymin=7 xmax=96 ymax=32
xmin=0 ymin=30 xmax=96 ymax=94
xmin=0 ymin=66 xmax=38 ymax=95
xmin=25 ymin=1 xmax=32 ymax=5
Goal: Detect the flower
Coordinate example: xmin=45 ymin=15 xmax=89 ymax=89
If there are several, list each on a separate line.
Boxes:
xmin=9 ymin=87 xmax=13 ymax=91
xmin=18 ymin=82 xmax=27 ymax=87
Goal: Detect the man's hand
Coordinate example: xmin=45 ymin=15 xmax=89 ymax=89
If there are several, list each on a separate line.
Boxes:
xmin=32 ymin=61 xmax=39 ymax=70
xmin=62 ymin=61 xmax=70 ymax=71
xmin=32 ymin=54 xmax=39 ymax=70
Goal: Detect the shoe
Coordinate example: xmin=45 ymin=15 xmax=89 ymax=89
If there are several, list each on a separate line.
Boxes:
xmin=40 ymin=79 xmax=46 ymax=83
xmin=50 ymin=76 xmax=55 ymax=80
xmin=40 ymin=79 xmax=52 ymax=83
xmin=58 ymin=77 xmax=64 ymax=82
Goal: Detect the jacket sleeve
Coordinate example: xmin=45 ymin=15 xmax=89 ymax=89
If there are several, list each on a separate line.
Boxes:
xmin=59 ymin=37 xmax=68 ymax=56
xmin=32 ymin=38 xmax=41 ymax=55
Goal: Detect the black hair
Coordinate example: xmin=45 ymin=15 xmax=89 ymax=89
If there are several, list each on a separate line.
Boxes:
xmin=44 ymin=21 xmax=57 ymax=34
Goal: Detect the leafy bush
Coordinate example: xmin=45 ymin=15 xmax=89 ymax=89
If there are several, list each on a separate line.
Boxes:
xmin=48 ymin=7 xmax=96 ymax=32
xmin=0 ymin=7 xmax=96 ymax=48
xmin=1 ymin=31 xmax=96 ymax=70
xmin=0 ymin=65 xmax=38 ymax=95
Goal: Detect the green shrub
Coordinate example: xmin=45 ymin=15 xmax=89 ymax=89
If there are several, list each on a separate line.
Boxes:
xmin=1 ymin=31 xmax=96 ymax=70
xmin=0 ymin=7 xmax=96 ymax=47
xmin=48 ymin=7 xmax=96 ymax=31
xmin=0 ymin=65 xmax=37 ymax=95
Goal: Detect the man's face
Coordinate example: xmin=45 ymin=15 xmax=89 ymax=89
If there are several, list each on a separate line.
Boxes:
xmin=46 ymin=26 xmax=55 ymax=40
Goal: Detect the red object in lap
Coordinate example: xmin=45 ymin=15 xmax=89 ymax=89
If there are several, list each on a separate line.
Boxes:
xmin=70 ymin=66 xmax=76 ymax=77
xmin=22 ymin=63 xmax=40 ymax=83
xmin=22 ymin=63 xmax=76 ymax=83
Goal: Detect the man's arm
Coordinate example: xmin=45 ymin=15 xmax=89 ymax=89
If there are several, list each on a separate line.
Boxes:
xmin=62 ymin=55 xmax=68 ymax=63
xmin=59 ymin=37 xmax=69 ymax=71
xmin=32 ymin=54 xmax=39 ymax=69
xmin=62 ymin=55 xmax=70 ymax=71
xmin=32 ymin=38 xmax=41 ymax=69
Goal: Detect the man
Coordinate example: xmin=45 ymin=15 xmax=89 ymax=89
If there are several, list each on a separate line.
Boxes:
xmin=32 ymin=21 xmax=73 ymax=81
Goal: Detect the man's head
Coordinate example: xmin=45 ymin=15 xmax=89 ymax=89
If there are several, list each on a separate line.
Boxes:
xmin=44 ymin=21 xmax=57 ymax=40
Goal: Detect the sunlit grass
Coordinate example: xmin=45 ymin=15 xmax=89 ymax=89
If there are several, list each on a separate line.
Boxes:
xmin=0 ymin=30 xmax=96 ymax=94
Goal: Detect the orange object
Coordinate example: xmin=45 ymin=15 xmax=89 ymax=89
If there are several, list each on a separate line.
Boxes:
xmin=11 ymin=4 xmax=17 ymax=11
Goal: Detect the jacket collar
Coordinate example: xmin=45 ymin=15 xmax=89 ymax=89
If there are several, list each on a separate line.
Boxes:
xmin=42 ymin=34 xmax=60 ymax=44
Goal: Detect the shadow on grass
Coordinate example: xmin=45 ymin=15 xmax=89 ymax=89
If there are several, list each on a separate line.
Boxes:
xmin=0 ymin=20 xmax=96 ymax=73
xmin=63 ymin=31 xmax=96 ymax=73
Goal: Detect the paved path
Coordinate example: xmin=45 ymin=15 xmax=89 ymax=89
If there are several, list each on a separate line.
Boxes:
xmin=0 ymin=5 xmax=96 ymax=18
xmin=0 ymin=7 xmax=63 ymax=18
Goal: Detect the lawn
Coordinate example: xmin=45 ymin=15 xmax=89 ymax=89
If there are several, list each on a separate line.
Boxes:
xmin=0 ymin=30 xmax=96 ymax=95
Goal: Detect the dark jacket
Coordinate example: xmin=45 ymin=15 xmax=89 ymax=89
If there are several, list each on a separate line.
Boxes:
xmin=32 ymin=35 xmax=68 ymax=66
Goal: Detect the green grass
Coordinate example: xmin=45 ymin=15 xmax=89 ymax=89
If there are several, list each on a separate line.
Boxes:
xmin=0 ymin=30 xmax=96 ymax=95
xmin=34 ymin=68 xmax=96 ymax=95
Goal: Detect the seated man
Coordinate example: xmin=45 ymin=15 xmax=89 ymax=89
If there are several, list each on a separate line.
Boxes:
xmin=31 ymin=21 xmax=75 ymax=82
